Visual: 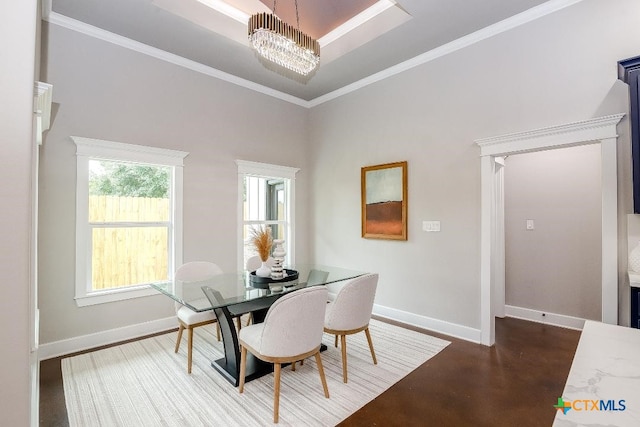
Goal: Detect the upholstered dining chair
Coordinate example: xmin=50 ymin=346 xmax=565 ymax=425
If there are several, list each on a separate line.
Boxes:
xmin=174 ymin=261 xmax=223 ymax=374
xmin=324 ymin=273 xmax=379 ymax=383
xmin=238 ymin=286 xmax=330 ymax=424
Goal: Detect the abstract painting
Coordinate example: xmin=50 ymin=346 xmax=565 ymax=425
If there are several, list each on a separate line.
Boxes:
xmin=361 ymin=161 xmax=407 ymax=240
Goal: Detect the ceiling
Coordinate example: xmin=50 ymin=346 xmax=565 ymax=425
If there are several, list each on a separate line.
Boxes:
xmin=46 ymin=0 xmax=556 ymax=103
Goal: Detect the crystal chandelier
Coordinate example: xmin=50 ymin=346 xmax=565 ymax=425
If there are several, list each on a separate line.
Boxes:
xmin=248 ymin=0 xmax=320 ymax=75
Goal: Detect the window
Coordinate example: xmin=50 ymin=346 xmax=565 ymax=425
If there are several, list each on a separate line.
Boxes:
xmin=73 ymin=137 xmax=188 ymax=306
xmin=237 ymin=160 xmax=299 ymax=270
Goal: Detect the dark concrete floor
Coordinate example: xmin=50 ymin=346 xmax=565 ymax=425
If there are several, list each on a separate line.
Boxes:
xmin=40 ymin=317 xmax=580 ymax=426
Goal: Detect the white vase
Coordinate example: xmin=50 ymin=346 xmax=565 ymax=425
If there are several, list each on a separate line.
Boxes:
xmin=256 ymin=261 xmax=271 ymax=277
xmin=630 ymin=242 xmax=640 ymax=272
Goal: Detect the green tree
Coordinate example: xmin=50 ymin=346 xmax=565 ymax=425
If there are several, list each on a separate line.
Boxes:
xmin=89 ymin=160 xmax=169 ymax=198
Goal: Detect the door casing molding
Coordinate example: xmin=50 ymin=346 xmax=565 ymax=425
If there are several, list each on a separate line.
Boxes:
xmin=476 ymin=114 xmax=624 ymax=346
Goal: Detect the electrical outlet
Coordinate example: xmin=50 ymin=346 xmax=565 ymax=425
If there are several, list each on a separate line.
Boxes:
xmin=526 ymin=219 xmax=535 ymax=230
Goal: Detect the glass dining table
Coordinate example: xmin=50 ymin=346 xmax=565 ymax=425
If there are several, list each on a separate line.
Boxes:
xmin=150 ymin=264 xmax=366 ymax=386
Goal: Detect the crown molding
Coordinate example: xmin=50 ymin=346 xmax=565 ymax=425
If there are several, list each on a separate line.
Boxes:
xmin=308 ymin=0 xmax=585 ymax=107
xmin=43 ymin=0 xmax=585 ymax=109
xmin=43 ymin=11 xmax=311 ymax=108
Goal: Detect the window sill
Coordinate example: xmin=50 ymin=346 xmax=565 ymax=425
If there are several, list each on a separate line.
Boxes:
xmin=75 ymin=285 xmax=159 ymax=307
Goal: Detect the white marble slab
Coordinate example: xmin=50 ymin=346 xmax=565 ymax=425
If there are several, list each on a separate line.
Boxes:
xmin=553 ymin=320 xmax=640 ymax=426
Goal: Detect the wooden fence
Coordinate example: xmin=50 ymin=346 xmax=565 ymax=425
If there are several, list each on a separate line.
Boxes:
xmin=89 ymin=195 xmax=169 ymax=290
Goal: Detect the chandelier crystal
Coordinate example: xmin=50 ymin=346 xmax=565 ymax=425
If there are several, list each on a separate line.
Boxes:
xmin=248 ymin=9 xmax=320 ymax=76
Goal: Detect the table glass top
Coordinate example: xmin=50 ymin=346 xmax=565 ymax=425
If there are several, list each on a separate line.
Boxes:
xmin=150 ymin=264 xmax=366 ymax=312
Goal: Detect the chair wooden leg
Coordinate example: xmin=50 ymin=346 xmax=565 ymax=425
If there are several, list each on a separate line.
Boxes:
xmin=187 ymin=327 xmax=194 ymax=374
xmin=245 ymin=313 xmax=253 ymax=326
xmin=291 ymin=358 xmax=304 ymax=372
xmin=314 ymin=352 xmax=330 ymax=398
xmin=236 ymin=317 xmax=242 ymax=331
xmin=174 ymin=324 xmax=184 ymax=353
xmin=216 ymin=322 xmax=220 ymax=341
xmin=274 ymin=363 xmax=281 ymax=423
xmin=364 ymin=327 xmax=377 ymax=365
xmin=334 ymin=334 xmax=338 ymax=347
xmin=340 ymin=334 xmax=348 ymax=383
xmin=239 ymin=346 xmax=247 ymax=393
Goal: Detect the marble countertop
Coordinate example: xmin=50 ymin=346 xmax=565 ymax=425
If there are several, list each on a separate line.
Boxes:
xmin=553 ymin=320 xmax=640 ymax=426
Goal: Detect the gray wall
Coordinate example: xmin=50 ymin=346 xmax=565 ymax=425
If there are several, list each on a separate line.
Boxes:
xmin=308 ymin=0 xmax=638 ymax=330
xmin=1 ymin=0 xmax=38 ymax=424
xmin=38 ymin=0 xmax=640 ymax=348
xmin=38 ymin=23 xmax=311 ymax=344
xmin=504 ymin=144 xmax=602 ymax=320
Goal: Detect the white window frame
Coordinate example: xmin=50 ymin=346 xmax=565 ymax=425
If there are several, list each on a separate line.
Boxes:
xmin=73 ymin=136 xmax=188 ymax=306
xmin=236 ymin=160 xmax=299 ymax=270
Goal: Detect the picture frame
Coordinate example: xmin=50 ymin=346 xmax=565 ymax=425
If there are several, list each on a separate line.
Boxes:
xmin=361 ymin=161 xmax=407 ymax=240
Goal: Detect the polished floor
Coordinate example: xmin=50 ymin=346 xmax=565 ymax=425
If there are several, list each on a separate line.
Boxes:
xmin=40 ymin=317 xmax=580 ymax=426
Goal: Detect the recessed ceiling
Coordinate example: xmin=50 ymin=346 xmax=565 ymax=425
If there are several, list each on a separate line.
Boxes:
xmin=249 ymin=0 xmax=380 ymax=40
xmin=45 ymin=0 xmax=564 ymax=103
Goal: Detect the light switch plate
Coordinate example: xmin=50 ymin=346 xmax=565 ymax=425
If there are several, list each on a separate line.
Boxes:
xmin=423 ymin=221 xmax=441 ymax=232
xmin=526 ymin=219 xmax=535 ymax=230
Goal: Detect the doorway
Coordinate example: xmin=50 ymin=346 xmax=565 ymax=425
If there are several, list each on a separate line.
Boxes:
xmin=476 ymin=114 xmax=624 ymax=346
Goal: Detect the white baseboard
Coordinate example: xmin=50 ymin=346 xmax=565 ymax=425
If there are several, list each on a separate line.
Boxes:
xmin=38 ymin=316 xmax=177 ymax=361
xmin=504 ymin=305 xmax=585 ymax=331
xmin=373 ymin=304 xmax=482 ymax=343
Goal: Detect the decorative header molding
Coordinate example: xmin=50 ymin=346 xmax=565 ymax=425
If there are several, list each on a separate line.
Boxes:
xmin=34 ymin=82 xmax=53 ymax=145
xmin=475 ymin=114 xmax=625 ymax=157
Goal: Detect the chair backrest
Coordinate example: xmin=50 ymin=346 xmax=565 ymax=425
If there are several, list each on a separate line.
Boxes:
xmin=245 ymin=255 xmax=275 ymax=272
xmin=306 ymin=269 xmax=329 ymax=286
xmin=174 ymin=261 xmax=223 ymax=312
xmin=324 ymin=273 xmax=378 ymax=331
xmin=257 ymin=286 xmax=328 ymax=357
xmin=175 ymin=261 xmax=223 ymax=282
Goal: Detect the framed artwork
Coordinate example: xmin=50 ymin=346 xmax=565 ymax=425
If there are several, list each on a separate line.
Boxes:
xmin=361 ymin=161 xmax=407 ymax=240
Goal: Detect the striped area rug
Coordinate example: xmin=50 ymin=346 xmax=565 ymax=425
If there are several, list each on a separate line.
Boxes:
xmin=62 ymin=319 xmax=449 ymax=426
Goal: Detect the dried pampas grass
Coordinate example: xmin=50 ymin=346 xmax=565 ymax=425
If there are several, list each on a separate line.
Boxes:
xmin=250 ymin=226 xmax=273 ymax=261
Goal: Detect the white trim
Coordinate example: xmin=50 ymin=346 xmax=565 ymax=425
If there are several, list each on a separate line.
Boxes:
xmin=44 ymin=12 xmax=310 ymax=108
xmin=236 ymin=159 xmax=300 ymax=179
xmin=475 ymin=114 xmax=625 ymax=156
xmin=34 ymin=82 xmax=52 ymax=145
xmin=74 ymin=285 xmax=160 ymax=307
xmin=479 ymin=156 xmax=495 ymax=345
xmin=73 ymin=136 xmax=188 ymax=166
xmin=38 ymin=316 xmax=177 ymax=360
xmin=236 ymin=160 xmax=300 ymax=271
xmin=43 ymin=0 xmax=584 ymax=108
xmin=72 ymin=137 xmax=188 ymax=306
xmin=601 ymin=137 xmax=618 ymax=324
xmin=505 ymin=305 xmax=585 ymax=331
xmin=493 ymin=157 xmax=506 ymax=318
xmin=475 ymin=114 xmax=624 ymax=346
xmin=307 ymin=0 xmax=585 ymax=107
xmin=373 ymin=304 xmax=482 ymax=344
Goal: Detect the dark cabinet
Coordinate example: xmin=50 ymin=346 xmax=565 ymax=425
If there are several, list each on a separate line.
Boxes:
xmin=632 ymin=287 xmax=640 ymax=329
xmin=619 ymin=56 xmax=640 ymax=213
